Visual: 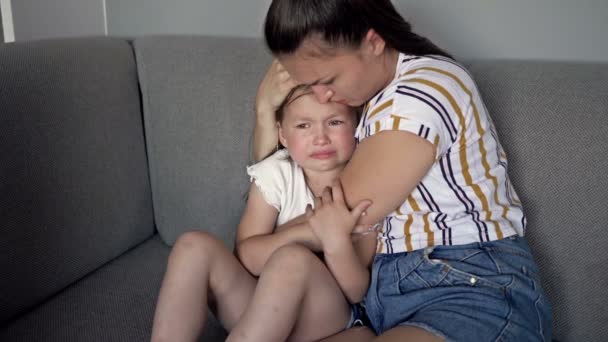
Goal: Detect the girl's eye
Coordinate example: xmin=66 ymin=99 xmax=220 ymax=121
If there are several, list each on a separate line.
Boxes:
xmin=296 ymin=123 xmax=310 ymax=129
xmin=322 ymin=77 xmax=335 ymax=85
xmin=329 ymin=120 xmax=344 ymax=126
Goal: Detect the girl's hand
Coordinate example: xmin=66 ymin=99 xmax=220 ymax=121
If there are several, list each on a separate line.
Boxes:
xmin=306 ymin=182 xmax=372 ymax=251
xmin=255 ymin=59 xmax=298 ymax=117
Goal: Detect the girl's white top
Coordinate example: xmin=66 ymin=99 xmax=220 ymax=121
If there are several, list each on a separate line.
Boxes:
xmin=246 ymin=149 xmax=315 ymax=226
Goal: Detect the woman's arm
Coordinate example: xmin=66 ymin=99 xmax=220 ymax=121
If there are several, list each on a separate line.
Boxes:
xmin=253 ymin=59 xmax=297 ymax=161
xmin=341 ymin=130 xmax=436 ymax=226
xmin=235 ymin=184 xmax=321 ymax=276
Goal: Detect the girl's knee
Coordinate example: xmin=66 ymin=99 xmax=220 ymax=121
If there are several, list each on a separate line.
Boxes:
xmin=173 ymin=231 xmax=225 ymax=257
xmin=265 ymin=244 xmax=317 ymax=274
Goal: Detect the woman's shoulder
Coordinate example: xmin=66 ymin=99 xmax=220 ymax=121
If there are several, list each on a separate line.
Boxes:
xmin=393 ymin=53 xmax=475 ymax=89
xmin=369 ymin=53 xmax=477 ymax=111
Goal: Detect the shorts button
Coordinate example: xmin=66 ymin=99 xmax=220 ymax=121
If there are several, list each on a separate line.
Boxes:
xmin=470 ymin=277 xmax=477 ymax=284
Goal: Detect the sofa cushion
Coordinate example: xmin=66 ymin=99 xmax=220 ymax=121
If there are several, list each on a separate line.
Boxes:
xmin=133 ymin=36 xmax=270 ymax=245
xmin=0 ymin=235 xmax=227 ymax=342
xmin=468 ymin=60 xmax=608 ymax=341
xmin=0 ymin=37 xmax=155 ymax=324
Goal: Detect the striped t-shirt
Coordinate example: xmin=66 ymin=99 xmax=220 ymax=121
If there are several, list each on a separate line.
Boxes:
xmin=356 ymin=53 xmax=524 ymax=254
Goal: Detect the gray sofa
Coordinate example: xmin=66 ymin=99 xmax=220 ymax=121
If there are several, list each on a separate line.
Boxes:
xmin=1 ymin=36 xmax=606 ymax=342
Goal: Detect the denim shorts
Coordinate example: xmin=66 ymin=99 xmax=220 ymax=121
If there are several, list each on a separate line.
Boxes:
xmin=345 ymin=303 xmax=371 ymax=329
xmin=363 ymin=235 xmax=552 ymax=341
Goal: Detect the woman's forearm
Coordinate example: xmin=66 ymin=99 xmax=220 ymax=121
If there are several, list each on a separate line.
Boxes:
xmin=252 ymin=111 xmax=278 ymax=162
xmin=253 ymin=59 xmax=297 ymax=162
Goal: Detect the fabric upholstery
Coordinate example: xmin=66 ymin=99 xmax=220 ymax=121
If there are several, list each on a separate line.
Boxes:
xmin=133 ymin=36 xmax=270 ymax=245
xmin=0 ymin=37 xmax=155 ymax=324
xmin=0 ymin=235 xmax=227 ymax=342
xmin=468 ymin=60 xmax=608 ymax=341
xmin=2 ymin=36 xmax=607 ymax=341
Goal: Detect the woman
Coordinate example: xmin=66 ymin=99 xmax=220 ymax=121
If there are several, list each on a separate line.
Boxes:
xmin=253 ymin=1 xmax=552 ymax=341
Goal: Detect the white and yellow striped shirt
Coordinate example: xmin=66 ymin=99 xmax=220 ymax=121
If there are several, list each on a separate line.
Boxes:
xmin=356 ymin=53 xmax=524 ymax=254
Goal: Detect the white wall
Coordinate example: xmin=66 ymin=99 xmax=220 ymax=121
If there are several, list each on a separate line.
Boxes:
xmin=105 ymin=0 xmax=608 ymax=63
xmin=11 ymin=0 xmax=106 ymax=41
xmin=6 ymin=0 xmax=608 ymax=62
xmin=0 ymin=1 xmax=3 ymax=42
xmin=393 ymin=0 xmax=608 ymax=62
xmin=1 ymin=0 xmax=15 ymax=43
xmin=106 ymin=0 xmax=271 ymax=38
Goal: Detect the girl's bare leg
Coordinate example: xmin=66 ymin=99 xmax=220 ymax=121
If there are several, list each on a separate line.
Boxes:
xmin=151 ymin=231 xmax=257 ymax=342
xmin=319 ymin=327 xmax=375 ymax=342
xmin=227 ymin=244 xmax=352 ymax=342
xmin=373 ymin=326 xmax=443 ymax=342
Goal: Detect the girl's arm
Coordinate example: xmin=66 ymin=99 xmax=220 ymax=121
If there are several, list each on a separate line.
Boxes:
xmin=323 ymin=232 xmax=377 ymax=303
xmin=305 ymin=185 xmax=376 ymax=303
xmin=234 ymin=184 xmax=321 ymax=276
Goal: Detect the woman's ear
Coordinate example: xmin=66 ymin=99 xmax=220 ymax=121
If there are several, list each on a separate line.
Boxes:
xmin=278 ymin=123 xmax=288 ymax=148
xmin=364 ymin=29 xmax=386 ymax=56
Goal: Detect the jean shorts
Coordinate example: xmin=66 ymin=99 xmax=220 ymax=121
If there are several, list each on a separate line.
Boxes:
xmin=345 ymin=303 xmax=371 ymax=329
xmin=363 ymin=235 xmax=552 ymax=341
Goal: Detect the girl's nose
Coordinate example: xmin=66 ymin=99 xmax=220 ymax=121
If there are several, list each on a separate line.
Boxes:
xmin=311 ymin=85 xmax=333 ymax=104
xmin=313 ymin=127 xmax=330 ymax=145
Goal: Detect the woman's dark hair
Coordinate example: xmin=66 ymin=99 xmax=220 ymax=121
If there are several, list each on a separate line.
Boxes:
xmin=264 ymin=0 xmax=452 ymax=59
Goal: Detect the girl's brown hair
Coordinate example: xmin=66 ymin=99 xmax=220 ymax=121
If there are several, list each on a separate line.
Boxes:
xmin=274 ymin=85 xmax=362 ymax=151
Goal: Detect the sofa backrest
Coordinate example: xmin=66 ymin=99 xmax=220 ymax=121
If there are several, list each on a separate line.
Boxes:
xmin=0 ymin=38 xmax=155 ymax=324
xmin=132 ymin=36 xmax=269 ymax=246
xmin=467 ymin=60 xmax=608 ymax=341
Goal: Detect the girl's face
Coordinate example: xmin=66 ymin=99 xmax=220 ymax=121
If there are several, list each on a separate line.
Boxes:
xmin=278 ymin=32 xmax=395 ymax=107
xmin=279 ymin=93 xmax=357 ymax=173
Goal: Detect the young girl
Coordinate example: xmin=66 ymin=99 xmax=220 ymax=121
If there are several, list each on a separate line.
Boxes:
xmin=254 ymin=1 xmax=552 ymax=341
xmin=151 ymin=85 xmax=377 ymax=342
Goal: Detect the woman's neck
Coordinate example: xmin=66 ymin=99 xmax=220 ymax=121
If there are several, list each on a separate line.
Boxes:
xmin=302 ymin=167 xmax=344 ymax=197
xmin=381 ymin=48 xmax=400 ymax=89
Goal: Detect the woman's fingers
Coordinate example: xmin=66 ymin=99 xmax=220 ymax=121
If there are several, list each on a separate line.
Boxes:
xmin=274 ymin=59 xmax=297 ymax=92
xmin=352 ymin=223 xmax=382 ymax=235
xmin=256 ymin=59 xmax=297 ymax=114
xmin=350 ymin=199 xmax=372 ymax=221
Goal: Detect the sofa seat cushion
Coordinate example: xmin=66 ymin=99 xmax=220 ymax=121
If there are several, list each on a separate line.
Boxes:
xmin=0 ymin=235 xmax=227 ymax=342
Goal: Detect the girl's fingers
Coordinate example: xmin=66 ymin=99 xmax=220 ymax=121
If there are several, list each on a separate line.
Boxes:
xmin=313 ymin=196 xmax=322 ymax=209
xmin=331 ymin=181 xmax=345 ymax=204
xmin=321 ymin=187 xmax=332 ymax=205
xmin=305 ymin=203 xmax=314 ymax=219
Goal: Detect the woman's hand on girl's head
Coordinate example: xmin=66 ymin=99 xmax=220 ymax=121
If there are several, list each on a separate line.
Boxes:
xmin=255 ymin=59 xmax=298 ymax=117
xmin=253 ymin=59 xmax=299 ymax=161
xmin=306 ymin=182 xmax=372 ymax=252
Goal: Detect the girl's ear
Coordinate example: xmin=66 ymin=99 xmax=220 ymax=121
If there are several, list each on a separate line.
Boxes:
xmin=278 ymin=123 xmax=288 ymax=148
